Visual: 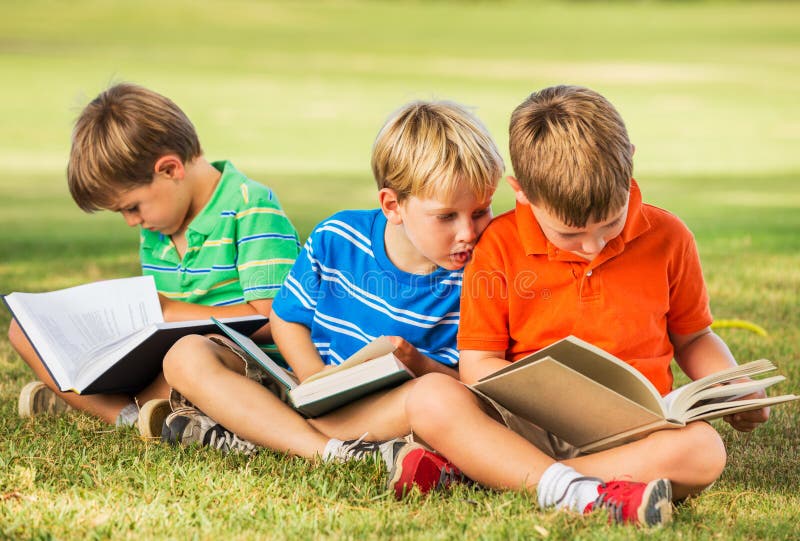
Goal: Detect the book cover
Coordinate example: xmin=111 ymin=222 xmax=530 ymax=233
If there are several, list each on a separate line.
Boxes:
xmin=472 ymin=336 xmax=798 ymax=453
xmin=212 ymin=319 xmax=413 ymax=417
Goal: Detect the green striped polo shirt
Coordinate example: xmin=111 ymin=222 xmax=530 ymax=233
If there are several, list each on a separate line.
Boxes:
xmin=140 ymin=160 xmax=300 ymax=307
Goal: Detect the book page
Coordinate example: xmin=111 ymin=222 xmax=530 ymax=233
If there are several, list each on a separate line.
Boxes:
xmin=664 ymin=359 xmax=779 ymax=417
xmin=682 ymin=394 xmax=799 ymax=423
xmin=302 ymin=336 xmax=396 ymax=384
xmin=4 ymin=276 xmax=162 ymax=383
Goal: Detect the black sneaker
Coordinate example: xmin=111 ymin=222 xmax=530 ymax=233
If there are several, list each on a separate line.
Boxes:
xmin=161 ymin=406 xmax=257 ymax=456
xmin=325 ymin=433 xmax=406 ymax=469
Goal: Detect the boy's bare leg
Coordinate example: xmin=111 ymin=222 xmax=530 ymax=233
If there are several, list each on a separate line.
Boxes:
xmin=308 ymin=380 xmax=415 ymax=441
xmin=407 ymin=373 xmax=727 ymax=500
xmin=565 ymin=420 xmax=726 ymax=499
xmin=9 ymin=319 xmax=137 ymax=424
xmin=407 ymin=373 xmax=556 ymax=489
xmin=162 ymin=335 xmax=330 ymax=459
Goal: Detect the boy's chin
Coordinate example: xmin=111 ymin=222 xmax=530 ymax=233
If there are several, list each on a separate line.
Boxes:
xmin=438 ymin=259 xmax=466 ymax=271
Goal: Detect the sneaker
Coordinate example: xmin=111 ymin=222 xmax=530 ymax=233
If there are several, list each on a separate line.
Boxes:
xmin=137 ymin=398 xmax=171 ymax=439
xmin=387 ymin=442 xmax=468 ymax=499
xmin=584 ymin=478 xmax=673 ymax=527
xmin=18 ymin=381 xmax=72 ymax=418
xmin=161 ymin=407 xmax=257 ymax=456
xmin=325 ymin=433 xmax=405 ymax=470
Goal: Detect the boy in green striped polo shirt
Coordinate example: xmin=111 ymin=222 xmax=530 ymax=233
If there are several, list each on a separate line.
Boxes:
xmin=10 ymin=83 xmax=300 ymax=431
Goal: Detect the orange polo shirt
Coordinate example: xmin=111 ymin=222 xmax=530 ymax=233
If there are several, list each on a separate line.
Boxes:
xmin=458 ymin=180 xmax=712 ymax=395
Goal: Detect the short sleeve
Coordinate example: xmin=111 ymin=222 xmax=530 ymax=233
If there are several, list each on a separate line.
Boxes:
xmin=271 ymin=229 xmax=323 ymax=328
xmin=666 ymin=229 xmax=713 ymax=335
xmin=235 ymin=193 xmax=301 ymax=302
xmin=457 ymin=233 xmax=511 ymax=352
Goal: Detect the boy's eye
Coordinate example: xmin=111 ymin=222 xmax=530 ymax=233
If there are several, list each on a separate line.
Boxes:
xmin=437 ymin=213 xmax=456 ymax=221
xmin=122 ymin=205 xmax=138 ymax=213
xmin=473 ymin=208 xmax=490 ymax=219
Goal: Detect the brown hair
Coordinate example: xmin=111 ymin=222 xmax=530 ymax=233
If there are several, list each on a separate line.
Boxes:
xmin=371 ymin=100 xmax=504 ymax=202
xmin=509 ymin=85 xmax=633 ymax=227
xmin=67 ymin=83 xmax=202 ymax=211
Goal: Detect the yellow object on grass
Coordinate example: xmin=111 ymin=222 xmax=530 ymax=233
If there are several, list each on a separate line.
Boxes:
xmin=711 ymin=319 xmax=768 ymax=337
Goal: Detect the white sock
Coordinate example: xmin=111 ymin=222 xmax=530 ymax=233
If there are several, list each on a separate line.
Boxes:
xmin=322 ymin=438 xmax=344 ymax=461
xmin=537 ymin=463 xmax=601 ymax=513
xmin=115 ymin=402 xmax=139 ymax=427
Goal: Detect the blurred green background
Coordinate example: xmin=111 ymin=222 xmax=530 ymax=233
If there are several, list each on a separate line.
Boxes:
xmin=1 ymin=0 xmax=798 ymax=248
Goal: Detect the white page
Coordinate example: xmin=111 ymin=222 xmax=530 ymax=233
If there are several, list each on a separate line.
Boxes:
xmin=5 ymin=276 xmax=162 ymax=384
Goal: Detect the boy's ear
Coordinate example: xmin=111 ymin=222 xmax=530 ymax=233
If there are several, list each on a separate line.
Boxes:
xmin=153 ymin=154 xmax=186 ymax=181
xmin=378 ymin=188 xmax=404 ymax=225
xmin=506 ymin=176 xmax=531 ymax=206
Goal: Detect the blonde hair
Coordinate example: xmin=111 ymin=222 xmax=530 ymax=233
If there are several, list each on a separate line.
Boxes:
xmin=371 ymin=101 xmax=504 ymax=202
xmin=67 ymin=83 xmax=202 ymax=211
xmin=509 ymin=85 xmax=633 ymax=227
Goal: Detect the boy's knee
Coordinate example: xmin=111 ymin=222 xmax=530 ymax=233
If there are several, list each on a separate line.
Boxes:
xmin=683 ymin=421 xmax=727 ymax=484
xmin=406 ymin=373 xmax=471 ymax=425
xmin=162 ymin=334 xmax=213 ymax=385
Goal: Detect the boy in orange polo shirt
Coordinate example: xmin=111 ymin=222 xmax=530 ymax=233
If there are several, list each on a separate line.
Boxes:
xmin=390 ymin=85 xmax=770 ymax=527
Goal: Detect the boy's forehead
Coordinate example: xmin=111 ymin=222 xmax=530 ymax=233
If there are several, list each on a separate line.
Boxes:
xmin=410 ymin=187 xmax=494 ymax=208
xmin=536 ymin=200 xmax=628 ymax=230
xmin=105 ymin=184 xmax=146 ymax=210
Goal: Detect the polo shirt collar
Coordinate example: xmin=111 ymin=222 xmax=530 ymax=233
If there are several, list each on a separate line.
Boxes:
xmin=186 ymin=160 xmax=238 ymax=236
xmin=516 ymin=179 xmax=650 ymax=260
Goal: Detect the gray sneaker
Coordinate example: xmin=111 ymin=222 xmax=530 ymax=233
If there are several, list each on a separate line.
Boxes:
xmin=325 ymin=433 xmax=406 ymax=469
xmin=18 ymin=381 xmax=72 ymax=418
xmin=161 ymin=407 xmax=257 ymax=456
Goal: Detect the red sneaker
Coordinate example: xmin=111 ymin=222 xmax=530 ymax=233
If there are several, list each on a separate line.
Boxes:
xmin=386 ymin=443 xmax=468 ymax=499
xmin=584 ymin=479 xmax=673 ymax=527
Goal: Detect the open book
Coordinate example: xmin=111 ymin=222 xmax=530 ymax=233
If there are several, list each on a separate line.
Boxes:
xmin=213 ymin=318 xmax=413 ymax=417
xmin=471 ymin=336 xmax=798 ymax=453
xmin=3 ymin=276 xmax=267 ymax=395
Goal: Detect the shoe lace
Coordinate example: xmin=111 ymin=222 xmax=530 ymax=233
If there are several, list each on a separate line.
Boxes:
xmin=335 ymin=432 xmax=385 ymax=461
xmin=437 ymin=463 xmax=469 ymax=489
xmin=206 ymin=426 xmax=257 ymax=456
xmin=553 ymin=475 xmax=603 ymax=509
xmin=592 ymin=480 xmax=639 ymax=523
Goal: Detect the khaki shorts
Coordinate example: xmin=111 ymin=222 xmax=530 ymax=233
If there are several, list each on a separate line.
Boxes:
xmin=471 ymin=389 xmax=582 ymax=461
xmin=169 ymin=334 xmax=290 ymax=412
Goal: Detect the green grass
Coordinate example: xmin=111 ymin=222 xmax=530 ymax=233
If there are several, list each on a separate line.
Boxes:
xmin=1 ymin=1 xmax=799 ymax=538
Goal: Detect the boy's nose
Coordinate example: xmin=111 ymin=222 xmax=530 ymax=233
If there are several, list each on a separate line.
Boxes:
xmin=582 ymin=236 xmax=606 ymax=255
xmin=457 ymin=220 xmax=478 ymax=244
xmin=122 ymin=211 xmax=142 ymax=227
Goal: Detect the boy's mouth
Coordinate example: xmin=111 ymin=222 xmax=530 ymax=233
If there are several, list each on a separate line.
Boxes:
xmin=450 ymin=249 xmax=473 ymax=265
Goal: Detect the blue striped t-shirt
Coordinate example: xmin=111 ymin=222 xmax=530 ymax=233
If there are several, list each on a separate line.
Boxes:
xmin=271 ymin=209 xmax=463 ymax=367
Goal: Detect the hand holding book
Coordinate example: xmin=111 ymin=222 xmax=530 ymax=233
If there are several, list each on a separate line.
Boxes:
xmin=722 ymin=386 xmax=770 ymax=432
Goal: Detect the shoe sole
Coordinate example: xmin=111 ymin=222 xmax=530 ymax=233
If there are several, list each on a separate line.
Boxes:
xmin=638 ymin=478 xmax=673 ymax=527
xmin=137 ymin=399 xmax=171 ymax=439
xmin=18 ymin=381 xmax=71 ymax=418
xmin=18 ymin=381 xmax=44 ymax=418
xmin=386 ymin=443 xmax=425 ymax=499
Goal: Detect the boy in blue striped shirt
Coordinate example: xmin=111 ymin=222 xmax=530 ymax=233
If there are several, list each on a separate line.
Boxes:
xmin=160 ymin=101 xmax=504 ymax=468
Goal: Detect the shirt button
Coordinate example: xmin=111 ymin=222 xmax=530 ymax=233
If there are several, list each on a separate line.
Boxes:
xmin=586 ymin=270 xmax=593 ymax=276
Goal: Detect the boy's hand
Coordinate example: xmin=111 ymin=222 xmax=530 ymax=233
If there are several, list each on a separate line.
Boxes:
xmin=386 ymin=336 xmax=425 ymax=375
xmin=158 ymin=294 xmax=176 ymax=319
xmin=386 ymin=336 xmax=457 ymax=378
xmin=723 ymin=388 xmax=770 ymax=432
